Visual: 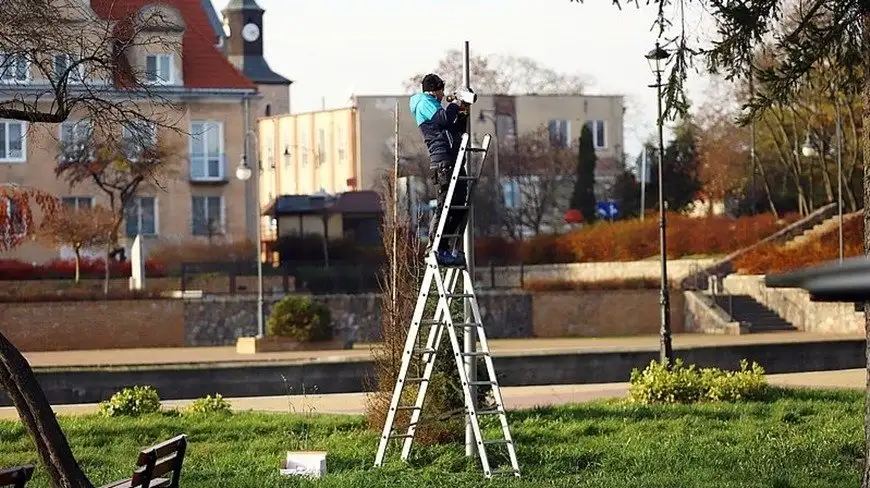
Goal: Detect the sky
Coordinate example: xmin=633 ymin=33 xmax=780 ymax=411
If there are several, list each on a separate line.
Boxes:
xmin=212 ymin=0 xmax=719 ymax=161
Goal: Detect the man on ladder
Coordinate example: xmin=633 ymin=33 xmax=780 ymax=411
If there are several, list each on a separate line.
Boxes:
xmin=409 ymin=73 xmax=472 ymax=267
xmin=375 ymin=74 xmax=521 ymax=478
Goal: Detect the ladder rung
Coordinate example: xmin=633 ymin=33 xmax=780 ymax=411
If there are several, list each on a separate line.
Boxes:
xmin=461 ymin=351 xmax=490 ymax=357
xmin=389 ymin=434 xmax=414 ymax=439
xmin=482 ymin=439 xmax=512 ymax=445
xmin=466 ymin=147 xmax=487 ymax=153
xmin=476 ymin=408 xmax=504 ymax=415
xmin=449 ymin=205 xmax=469 ymax=210
xmin=445 ymin=293 xmax=474 ymax=299
xmin=420 ymin=319 xmax=442 ymax=325
xmin=441 ymin=233 xmax=463 ymax=239
xmin=469 ymin=381 xmax=496 ymax=386
xmin=456 ymin=175 xmax=476 ymax=180
xmin=414 ymin=347 xmax=436 ymax=354
xmin=453 ymin=322 xmax=481 ymax=328
xmin=396 ymin=405 xmax=421 ymax=411
xmin=404 ymin=377 xmax=428 ymax=383
xmin=489 ymin=468 xmax=520 ymax=475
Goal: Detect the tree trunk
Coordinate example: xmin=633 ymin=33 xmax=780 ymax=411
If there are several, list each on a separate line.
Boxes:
xmin=103 ymin=245 xmax=109 ymax=296
xmin=0 ymin=329 xmax=94 ymax=488
xmin=756 ymin=161 xmax=779 ymax=218
xmin=73 ymin=250 xmax=80 ymax=284
xmin=860 ymin=13 xmax=870 ymax=488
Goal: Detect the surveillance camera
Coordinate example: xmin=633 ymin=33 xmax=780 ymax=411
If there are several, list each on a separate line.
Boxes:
xmin=456 ymin=89 xmax=477 ymax=104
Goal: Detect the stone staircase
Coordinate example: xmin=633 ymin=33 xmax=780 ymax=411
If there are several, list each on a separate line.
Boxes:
xmin=712 ymin=294 xmax=797 ymax=332
xmin=783 ymin=210 xmax=861 ymax=249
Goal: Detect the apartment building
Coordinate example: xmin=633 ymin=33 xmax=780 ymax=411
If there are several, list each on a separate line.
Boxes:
xmin=0 ymin=0 xmax=290 ymax=263
xmin=256 ymin=93 xmax=625 ymax=237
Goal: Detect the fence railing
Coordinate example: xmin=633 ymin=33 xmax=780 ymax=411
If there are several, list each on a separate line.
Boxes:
xmin=180 ymin=261 xmax=384 ymax=295
xmin=179 ymin=260 xmax=528 ymax=295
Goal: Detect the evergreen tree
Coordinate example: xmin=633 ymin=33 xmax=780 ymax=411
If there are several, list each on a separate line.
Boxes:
xmin=569 ymin=123 xmax=597 ymax=223
xmin=648 ymin=120 xmax=702 ymax=212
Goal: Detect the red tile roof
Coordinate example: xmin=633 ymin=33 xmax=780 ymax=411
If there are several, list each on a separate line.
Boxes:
xmin=90 ymin=0 xmax=256 ymax=90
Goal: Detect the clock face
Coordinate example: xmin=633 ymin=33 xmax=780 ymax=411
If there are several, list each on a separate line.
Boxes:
xmin=242 ymin=23 xmax=260 ymax=42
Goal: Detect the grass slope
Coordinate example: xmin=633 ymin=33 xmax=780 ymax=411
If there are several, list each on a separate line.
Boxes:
xmin=0 ymin=388 xmax=862 ymax=487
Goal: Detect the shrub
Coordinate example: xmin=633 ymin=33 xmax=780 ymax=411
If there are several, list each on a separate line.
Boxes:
xmin=476 ymin=212 xmax=800 ymax=265
xmin=267 ymin=295 xmax=332 ymax=342
xmin=184 ymin=393 xmax=233 ymax=415
xmin=98 ymin=385 xmax=161 ymax=417
xmin=734 ymin=215 xmax=864 ymax=274
xmin=0 ymin=258 xmax=168 ymax=280
xmin=628 ymin=359 xmax=767 ymax=405
xmin=149 ymin=240 xmax=256 ymax=274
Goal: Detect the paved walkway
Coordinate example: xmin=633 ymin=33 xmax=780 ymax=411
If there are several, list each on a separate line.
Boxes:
xmin=23 ymin=332 xmax=862 ymax=368
xmin=0 ymin=368 xmax=863 ymax=420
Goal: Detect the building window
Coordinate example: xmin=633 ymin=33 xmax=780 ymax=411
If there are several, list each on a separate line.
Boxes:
xmin=0 ymin=54 xmax=28 ymax=83
xmin=264 ymin=133 xmax=274 ymax=170
xmin=122 ymin=120 xmax=156 ymax=159
xmin=61 ymin=196 xmax=94 ymax=210
xmin=190 ymin=121 xmax=224 ymax=180
xmin=502 ymin=180 xmax=520 ymax=209
xmin=317 ymin=129 xmax=326 ymax=166
xmin=548 ymin=119 xmax=570 ymax=148
xmin=588 ymin=120 xmax=607 ymax=149
xmin=0 ymin=197 xmax=26 ymax=240
xmin=52 ymin=54 xmax=85 ymax=84
xmin=124 ymin=196 xmax=157 ymax=237
xmin=337 ymin=127 xmax=346 ymax=162
xmin=0 ymin=120 xmax=26 ymax=163
xmin=144 ymin=54 xmax=174 ymax=85
xmin=191 ymin=196 xmax=224 ymax=236
xmin=300 ymin=130 xmax=308 ymax=166
xmin=59 ymin=119 xmax=93 ymax=159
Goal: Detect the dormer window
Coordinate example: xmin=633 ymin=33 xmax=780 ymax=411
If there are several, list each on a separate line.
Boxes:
xmin=52 ymin=54 xmax=85 ymax=84
xmin=144 ymin=54 xmax=174 ymax=85
xmin=0 ymin=53 xmax=28 ymax=84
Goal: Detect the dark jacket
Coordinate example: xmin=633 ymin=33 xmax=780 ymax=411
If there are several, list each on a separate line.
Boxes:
xmin=409 ymin=93 xmax=468 ymax=165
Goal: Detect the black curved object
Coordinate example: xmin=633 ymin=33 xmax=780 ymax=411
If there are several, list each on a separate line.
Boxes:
xmin=765 ymin=255 xmax=870 ymax=302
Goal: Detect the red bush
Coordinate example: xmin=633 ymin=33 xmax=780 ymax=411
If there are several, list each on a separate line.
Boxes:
xmin=734 ymin=215 xmax=864 ymax=274
xmin=0 ymin=258 xmax=168 ymax=280
xmin=476 ymin=212 xmax=800 ymax=264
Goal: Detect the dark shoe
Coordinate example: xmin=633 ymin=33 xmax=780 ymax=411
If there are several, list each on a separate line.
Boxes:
xmin=450 ymin=250 xmax=466 ymax=268
xmin=436 ymin=250 xmax=457 ymax=267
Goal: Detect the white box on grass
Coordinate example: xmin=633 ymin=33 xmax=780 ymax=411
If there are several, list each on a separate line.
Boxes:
xmin=279 ymin=451 xmax=327 ymax=478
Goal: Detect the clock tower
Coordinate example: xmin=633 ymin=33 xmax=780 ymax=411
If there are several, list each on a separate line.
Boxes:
xmin=222 ymin=0 xmax=292 ymax=115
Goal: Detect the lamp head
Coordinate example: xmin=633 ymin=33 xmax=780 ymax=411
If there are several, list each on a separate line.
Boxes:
xmin=645 ymin=44 xmax=670 ymax=74
xmin=235 ymin=159 xmax=253 ymax=181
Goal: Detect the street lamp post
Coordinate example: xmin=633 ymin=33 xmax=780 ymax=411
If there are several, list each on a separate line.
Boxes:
xmin=235 ymin=129 xmax=265 ymax=339
xmin=645 ymin=42 xmax=674 ymax=366
xmin=801 ymin=118 xmax=843 ymax=263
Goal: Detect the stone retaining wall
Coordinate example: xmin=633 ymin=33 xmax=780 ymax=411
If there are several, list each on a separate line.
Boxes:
xmin=721 ymin=274 xmax=863 ymax=334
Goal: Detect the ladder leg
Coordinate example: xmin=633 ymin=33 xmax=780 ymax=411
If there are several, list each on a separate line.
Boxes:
xmin=432 ymin=267 xmax=494 ymax=478
xmin=399 ymin=268 xmax=460 ymax=459
xmin=461 ymin=270 xmax=521 ymax=476
xmin=374 ymin=265 xmax=437 ymax=466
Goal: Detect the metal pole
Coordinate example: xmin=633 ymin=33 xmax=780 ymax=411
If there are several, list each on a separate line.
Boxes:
xmin=833 ymin=93 xmax=843 ymax=262
xmin=652 ymin=44 xmax=673 ymax=365
xmin=640 ymin=148 xmax=646 ymax=220
xmin=242 ymin=95 xmax=265 ymax=339
xmin=392 ymin=100 xmax=399 ymax=306
xmin=462 ymin=40 xmax=478 ymax=459
xmin=749 ymin=65 xmax=757 ymax=214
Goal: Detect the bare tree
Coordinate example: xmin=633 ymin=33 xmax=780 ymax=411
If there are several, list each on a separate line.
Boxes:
xmin=0 ymin=0 xmax=184 ymax=130
xmin=54 ymin=125 xmax=180 ymax=293
xmin=500 ymin=126 xmax=576 ymax=237
xmin=36 ymin=204 xmax=114 ymax=283
xmin=402 ymin=49 xmax=589 ymax=94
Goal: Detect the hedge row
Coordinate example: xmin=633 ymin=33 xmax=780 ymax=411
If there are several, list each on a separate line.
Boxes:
xmin=734 ymin=214 xmax=864 ymax=274
xmin=0 ymin=258 xmax=168 ymax=280
xmin=476 ymin=212 xmax=800 ymax=265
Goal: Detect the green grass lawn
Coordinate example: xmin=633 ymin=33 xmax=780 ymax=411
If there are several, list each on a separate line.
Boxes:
xmin=0 ymin=387 xmax=863 ymax=487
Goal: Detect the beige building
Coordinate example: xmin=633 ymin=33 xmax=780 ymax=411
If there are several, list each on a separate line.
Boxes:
xmin=0 ymin=0 xmax=290 ymax=263
xmin=256 ymin=93 xmax=625 ymax=237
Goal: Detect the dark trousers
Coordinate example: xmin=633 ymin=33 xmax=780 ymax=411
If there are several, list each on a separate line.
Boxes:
xmin=428 ymin=160 xmax=469 ymax=252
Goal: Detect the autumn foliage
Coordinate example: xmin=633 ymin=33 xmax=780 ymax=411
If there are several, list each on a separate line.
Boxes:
xmin=476 ymin=212 xmax=800 ymax=264
xmin=734 ymin=215 xmax=864 ymax=274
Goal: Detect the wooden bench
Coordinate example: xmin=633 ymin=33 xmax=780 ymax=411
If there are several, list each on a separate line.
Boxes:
xmin=101 ymin=434 xmax=187 ymax=488
xmin=0 ymin=465 xmax=34 ymax=488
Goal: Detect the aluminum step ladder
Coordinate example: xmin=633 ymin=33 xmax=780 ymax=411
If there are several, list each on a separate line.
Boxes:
xmin=373 ymin=133 xmax=520 ymax=478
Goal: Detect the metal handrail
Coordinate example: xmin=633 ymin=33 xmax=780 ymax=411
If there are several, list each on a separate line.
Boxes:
xmin=688 ymin=263 xmax=736 ymax=320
